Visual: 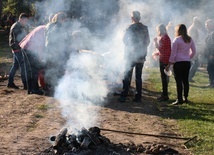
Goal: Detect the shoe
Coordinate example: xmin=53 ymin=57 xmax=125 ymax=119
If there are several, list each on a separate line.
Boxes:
xmin=189 ymin=79 xmax=195 ymax=83
xmin=114 ymin=91 xmax=122 ymax=96
xmin=7 ymin=83 xmax=19 ymax=89
xmin=205 ymin=83 xmax=214 ymax=87
xmin=23 ymin=85 xmax=27 ymax=90
xmin=133 ymin=98 xmax=142 ymax=102
xmin=118 ymin=96 xmax=126 ymax=103
xmin=157 ymin=96 xmax=169 ymax=102
xmin=184 ymin=98 xmax=188 ymax=104
xmin=29 ymin=89 xmax=44 ymax=95
xmin=171 ymin=99 xmax=183 ymax=105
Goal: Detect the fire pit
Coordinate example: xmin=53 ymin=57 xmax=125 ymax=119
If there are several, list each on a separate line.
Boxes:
xmin=40 ymin=127 xmax=180 ymax=155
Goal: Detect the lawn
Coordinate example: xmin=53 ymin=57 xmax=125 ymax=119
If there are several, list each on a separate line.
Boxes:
xmin=145 ymin=67 xmax=214 ymax=155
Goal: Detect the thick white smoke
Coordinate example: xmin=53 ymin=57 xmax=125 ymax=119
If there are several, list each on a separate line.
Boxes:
xmin=33 ymin=0 xmax=214 ymax=130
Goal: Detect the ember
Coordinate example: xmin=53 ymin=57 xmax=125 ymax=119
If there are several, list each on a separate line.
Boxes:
xmin=40 ymin=127 xmax=180 ymax=155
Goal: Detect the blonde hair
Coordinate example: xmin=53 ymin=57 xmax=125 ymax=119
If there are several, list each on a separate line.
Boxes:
xmin=52 ymin=12 xmax=66 ymax=23
xmin=156 ymin=24 xmax=167 ymax=36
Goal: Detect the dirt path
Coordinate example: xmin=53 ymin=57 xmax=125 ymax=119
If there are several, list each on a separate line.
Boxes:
xmin=0 ymin=77 xmax=191 ymax=155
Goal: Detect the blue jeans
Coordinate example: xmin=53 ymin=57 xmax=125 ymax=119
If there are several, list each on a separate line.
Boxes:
xmin=8 ymin=51 xmax=27 ymax=85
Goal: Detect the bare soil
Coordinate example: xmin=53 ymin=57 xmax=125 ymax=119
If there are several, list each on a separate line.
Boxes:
xmin=0 ymin=76 xmax=192 ymax=155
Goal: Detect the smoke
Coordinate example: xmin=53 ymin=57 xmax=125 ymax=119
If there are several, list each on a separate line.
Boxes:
xmin=32 ymin=0 xmax=214 ymax=130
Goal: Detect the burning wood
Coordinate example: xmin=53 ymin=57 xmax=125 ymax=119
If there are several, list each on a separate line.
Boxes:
xmin=40 ymin=126 xmax=180 ymax=155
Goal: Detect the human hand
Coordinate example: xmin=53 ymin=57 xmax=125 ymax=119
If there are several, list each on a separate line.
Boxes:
xmin=165 ymin=64 xmax=170 ymax=71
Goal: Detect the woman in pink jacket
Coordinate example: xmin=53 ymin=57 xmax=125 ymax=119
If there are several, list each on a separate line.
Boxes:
xmin=166 ymin=24 xmax=196 ymax=105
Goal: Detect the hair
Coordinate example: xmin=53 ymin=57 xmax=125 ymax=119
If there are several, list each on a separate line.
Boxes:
xmin=175 ymin=24 xmax=191 ymax=43
xmin=48 ymin=13 xmax=55 ymax=22
xmin=205 ymin=19 xmax=214 ymax=27
xmin=52 ymin=12 xmax=66 ymax=23
xmin=131 ymin=11 xmax=141 ymax=22
xmin=156 ymin=24 xmax=167 ymax=36
xmin=19 ymin=13 xmax=28 ymax=20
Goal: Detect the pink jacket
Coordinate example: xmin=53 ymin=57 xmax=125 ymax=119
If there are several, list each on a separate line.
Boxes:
xmin=19 ymin=25 xmax=46 ymax=57
xmin=169 ymin=36 xmax=196 ymax=63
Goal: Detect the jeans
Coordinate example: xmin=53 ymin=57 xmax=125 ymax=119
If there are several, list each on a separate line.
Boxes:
xmin=8 ymin=50 xmax=27 ymax=85
xmin=207 ymin=61 xmax=214 ymax=84
xmin=159 ymin=62 xmax=169 ymax=97
xmin=173 ymin=61 xmax=191 ymax=101
xmin=189 ymin=59 xmax=199 ymax=80
xmin=121 ymin=62 xmax=144 ymax=99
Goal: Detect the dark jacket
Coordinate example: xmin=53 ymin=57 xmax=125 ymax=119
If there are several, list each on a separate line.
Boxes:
xmin=205 ymin=31 xmax=214 ymax=63
xmin=9 ymin=21 xmax=28 ymax=51
xmin=123 ymin=22 xmax=150 ymax=62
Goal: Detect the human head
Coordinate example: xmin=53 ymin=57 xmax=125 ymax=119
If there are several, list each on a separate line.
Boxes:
xmin=205 ymin=19 xmax=214 ymax=31
xmin=156 ymin=24 xmax=167 ymax=36
xmin=193 ymin=16 xmax=201 ymax=27
xmin=175 ymin=24 xmax=188 ymax=37
xmin=52 ymin=12 xmax=66 ymax=23
xmin=131 ymin=11 xmax=141 ymax=23
xmin=18 ymin=13 xmax=28 ymax=26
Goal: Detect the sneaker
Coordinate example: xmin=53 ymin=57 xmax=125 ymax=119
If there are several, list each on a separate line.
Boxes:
xmin=171 ymin=99 xmax=183 ymax=105
xmin=118 ymin=96 xmax=126 ymax=103
xmin=206 ymin=83 xmax=214 ymax=87
xmin=7 ymin=83 xmax=19 ymax=89
xmin=157 ymin=96 xmax=169 ymax=102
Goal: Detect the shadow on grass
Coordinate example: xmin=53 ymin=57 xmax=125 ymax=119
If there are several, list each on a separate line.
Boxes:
xmin=104 ymin=86 xmax=214 ymax=124
xmin=157 ymin=102 xmax=214 ymax=123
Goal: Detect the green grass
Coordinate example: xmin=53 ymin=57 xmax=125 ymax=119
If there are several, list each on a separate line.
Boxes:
xmin=145 ymin=67 xmax=214 ymax=155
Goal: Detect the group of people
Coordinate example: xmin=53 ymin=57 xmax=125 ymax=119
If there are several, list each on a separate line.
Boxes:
xmin=118 ymin=11 xmax=214 ymax=105
xmin=7 ymin=12 xmax=71 ymax=95
xmin=6 ymin=11 xmax=214 ymax=104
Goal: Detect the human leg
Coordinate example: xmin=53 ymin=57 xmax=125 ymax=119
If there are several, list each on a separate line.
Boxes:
xmin=158 ymin=62 xmax=169 ymax=101
xmin=173 ymin=62 xmax=183 ymax=103
xmin=119 ymin=66 xmax=134 ymax=102
xmin=182 ymin=62 xmax=191 ymax=102
xmin=7 ymin=53 xmax=19 ymax=89
xmin=134 ymin=62 xmax=143 ymax=102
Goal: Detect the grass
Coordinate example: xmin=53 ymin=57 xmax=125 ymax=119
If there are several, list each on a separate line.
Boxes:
xmin=145 ymin=67 xmax=214 ymax=155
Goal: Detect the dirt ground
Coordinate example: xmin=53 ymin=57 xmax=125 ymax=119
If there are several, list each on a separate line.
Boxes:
xmin=0 ymin=75 xmax=192 ymax=155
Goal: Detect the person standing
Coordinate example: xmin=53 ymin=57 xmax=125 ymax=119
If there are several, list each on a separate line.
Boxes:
xmin=188 ymin=17 xmax=202 ymax=82
xmin=19 ymin=25 xmax=46 ymax=95
xmin=7 ymin=13 xmax=28 ymax=89
xmin=166 ymin=24 xmax=196 ymax=105
xmin=204 ymin=19 xmax=214 ymax=87
xmin=118 ymin=11 xmax=150 ymax=103
xmin=153 ymin=24 xmax=171 ymax=102
xmin=44 ymin=12 xmax=68 ymax=95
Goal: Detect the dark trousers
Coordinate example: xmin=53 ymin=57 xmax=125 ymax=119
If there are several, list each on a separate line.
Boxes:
xmin=189 ymin=59 xmax=199 ymax=80
xmin=159 ymin=62 xmax=169 ymax=97
xmin=121 ymin=62 xmax=144 ymax=99
xmin=24 ymin=50 xmax=41 ymax=92
xmin=173 ymin=61 xmax=191 ymax=101
xmin=8 ymin=50 xmax=27 ymax=86
xmin=207 ymin=61 xmax=214 ymax=84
